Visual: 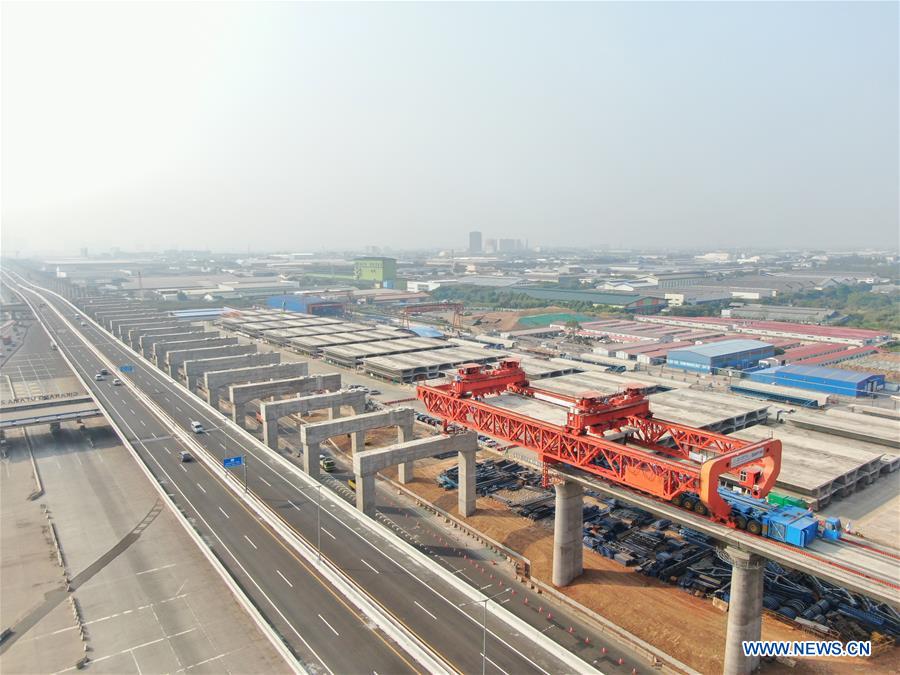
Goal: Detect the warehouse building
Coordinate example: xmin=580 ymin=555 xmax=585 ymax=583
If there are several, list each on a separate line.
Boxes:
xmin=666 ymin=339 xmax=775 ymax=373
xmin=748 ymin=365 xmax=886 ymax=398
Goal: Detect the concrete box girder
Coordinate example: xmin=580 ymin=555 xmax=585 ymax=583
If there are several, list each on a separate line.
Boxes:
xmin=167 ymin=344 xmax=257 ymax=378
xmin=115 ymin=318 xmax=174 ymax=339
xmin=111 ymin=315 xmax=168 ymax=335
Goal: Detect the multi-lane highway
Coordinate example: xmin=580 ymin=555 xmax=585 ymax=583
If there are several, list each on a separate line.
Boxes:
xmin=7 ymin=272 xmax=597 ymax=675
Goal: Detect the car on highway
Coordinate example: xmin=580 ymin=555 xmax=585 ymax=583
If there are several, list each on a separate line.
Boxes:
xmin=94 ymin=373 xmax=104 ymax=381
xmin=99 ymin=368 xmax=108 ymax=376
xmin=369 ymin=389 xmax=381 ymax=396
xmin=319 ymin=454 xmax=335 ymax=472
xmin=190 ymin=421 xmax=204 ymax=433
xmin=80 ymin=321 xmax=87 ymax=327
xmin=112 ymin=378 xmax=122 ymax=386
xmin=179 ymin=451 xmax=192 ymax=463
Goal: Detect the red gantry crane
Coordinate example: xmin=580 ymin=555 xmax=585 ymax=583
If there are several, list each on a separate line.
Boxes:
xmin=417 ymin=359 xmax=782 ymax=525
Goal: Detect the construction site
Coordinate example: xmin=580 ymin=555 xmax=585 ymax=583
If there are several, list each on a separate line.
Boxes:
xmin=4 ymin=293 xmax=898 ymax=675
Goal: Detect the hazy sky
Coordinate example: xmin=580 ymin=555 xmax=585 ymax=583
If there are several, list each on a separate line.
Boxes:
xmin=2 ymin=1 xmax=898 ymax=255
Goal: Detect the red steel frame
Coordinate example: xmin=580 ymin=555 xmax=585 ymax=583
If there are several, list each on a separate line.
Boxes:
xmin=417 ymin=360 xmax=781 ymax=523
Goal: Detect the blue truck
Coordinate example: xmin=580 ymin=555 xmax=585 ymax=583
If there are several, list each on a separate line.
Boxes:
xmin=677 ymin=489 xmax=841 ymax=548
xmin=719 ymin=489 xmax=842 ymax=547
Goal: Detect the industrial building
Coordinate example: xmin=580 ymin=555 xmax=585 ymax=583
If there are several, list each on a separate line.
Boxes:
xmin=666 ymin=339 xmax=775 ymax=373
xmin=266 ymin=293 xmax=345 ymax=316
xmin=748 ymin=365 xmax=886 ymax=398
xmin=353 ymin=257 xmax=397 ymax=287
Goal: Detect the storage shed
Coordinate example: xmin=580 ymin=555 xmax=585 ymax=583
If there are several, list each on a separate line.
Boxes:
xmin=747 ymin=365 xmax=885 ymax=398
xmin=665 ymin=339 xmax=774 ymax=373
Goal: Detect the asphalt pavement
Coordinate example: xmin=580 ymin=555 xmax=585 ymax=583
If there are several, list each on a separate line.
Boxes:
xmin=9 ymin=275 xmax=596 ymax=675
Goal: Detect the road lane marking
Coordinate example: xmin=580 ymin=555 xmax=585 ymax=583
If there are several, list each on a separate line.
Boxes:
xmin=196 ymin=483 xmax=206 ymax=494
xmin=135 ymin=563 xmax=177 ymax=576
xmin=244 ymin=535 xmax=257 ymax=550
xmin=360 ymin=559 xmax=379 ymax=574
xmin=164 ymin=447 xmax=171 ymax=454
xmin=180 ymin=464 xmax=187 ymax=472
xmin=129 ymin=408 xmax=137 ymax=415
xmin=288 ymin=500 xmax=300 ymax=510
xmin=414 ymin=601 xmax=437 ymax=620
xmin=258 ymin=476 xmax=272 ymax=487
xmin=321 ymin=527 xmax=336 ymax=540
xmin=275 ymin=569 xmax=293 ymax=587
xmin=140 ymin=419 xmax=146 ymax=427
xmin=218 ymin=507 xmax=229 ymax=519
xmin=482 ymin=654 xmax=510 ymax=675
xmin=318 ymin=614 xmax=339 ymax=636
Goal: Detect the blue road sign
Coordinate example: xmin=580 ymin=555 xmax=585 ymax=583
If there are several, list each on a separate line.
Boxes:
xmin=223 ymin=455 xmax=243 ymax=468
xmin=119 ymin=364 xmax=135 ymax=373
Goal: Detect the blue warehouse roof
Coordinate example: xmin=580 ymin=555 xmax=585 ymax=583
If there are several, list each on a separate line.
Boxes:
xmin=754 ymin=364 xmax=882 ymax=384
xmin=669 ymin=339 xmax=773 ymax=358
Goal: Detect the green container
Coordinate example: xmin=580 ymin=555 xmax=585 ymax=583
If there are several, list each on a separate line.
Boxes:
xmin=766 ymin=492 xmax=808 ymax=509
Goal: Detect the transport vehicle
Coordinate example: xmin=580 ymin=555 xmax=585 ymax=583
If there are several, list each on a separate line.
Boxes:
xmin=190 ymin=421 xmax=204 ymax=433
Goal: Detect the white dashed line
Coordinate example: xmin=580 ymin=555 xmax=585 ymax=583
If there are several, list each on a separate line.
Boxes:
xmin=218 ymin=507 xmax=229 ymax=519
xmin=276 ymin=570 xmax=293 ymax=587
xmin=258 ymin=476 xmax=272 ymax=487
xmin=414 ymin=601 xmax=438 ymax=620
xmin=196 ymin=483 xmax=206 ymax=494
xmin=244 ymin=535 xmax=257 ymax=550
xmin=360 ymin=559 xmax=379 ymax=574
xmin=321 ymin=527 xmax=336 ymax=540
xmin=318 ymin=614 xmax=339 ymax=636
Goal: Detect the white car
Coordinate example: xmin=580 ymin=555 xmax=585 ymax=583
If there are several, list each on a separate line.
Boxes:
xmin=190 ymin=421 xmax=204 ymax=433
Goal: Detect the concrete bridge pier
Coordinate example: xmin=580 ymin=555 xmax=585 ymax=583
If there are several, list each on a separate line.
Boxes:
xmin=723 ymin=547 xmax=765 ymax=675
xmin=303 ymin=440 xmax=322 ymax=479
xmin=395 ymin=421 xmax=415 ymax=483
xmin=552 ymin=480 xmax=584 ymax=587
xmin=355 ymin=473 xmax=377 ymax=518
xmin=457 ymin=447 xmax=476 ymax=516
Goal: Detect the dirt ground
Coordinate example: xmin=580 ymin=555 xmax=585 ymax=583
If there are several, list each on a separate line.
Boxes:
xmin=363 ymin=446 xmax=898 ymax=674
xmin=463 ymin=306 xmax=591 ymax=334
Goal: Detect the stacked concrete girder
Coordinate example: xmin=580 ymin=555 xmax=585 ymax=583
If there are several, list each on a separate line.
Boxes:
xmin=184 ymin=352 xmax=280 ymax=391
xmin=126 ymin=322 xmax=185 ymax=348
xmin=259 ymin=389 xmax=366 ymax=451
xmin=722 ymin=548 xmax=764 ymax=675
xmin=115 ymin=317 xmax=172 ymax=340
xmin=299 ymin=407 xmax=414 ymax=480
xmin=95 ymin=310 xmax=151 ymax=329
xmin=141 ymin=329 xmax=206 ymax=358
xmin=167 ymin=344 xmax=257 ymax=379
xmin=552 ymin=481 xmax=584 ymax=587
xmin=155 ymin=336 xmax=236 ymax=368
xmin=229 ymin=372 xmax=335 ymax=428
xmin=352 ymin=432 xmax=478 ymax=517
xmin=205 ymin=362 xmax=309 ymax=410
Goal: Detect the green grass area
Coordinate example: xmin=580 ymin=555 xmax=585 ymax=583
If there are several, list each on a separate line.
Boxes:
xmin=516 ymin=312 xmax=596 ymax=327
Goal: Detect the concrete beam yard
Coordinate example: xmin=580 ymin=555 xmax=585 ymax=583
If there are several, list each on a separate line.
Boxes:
xmin=167 ymin=344 xmax=257 ymax=379
xmin=205 ymin=361 xmax=309 ymax=410
xmin=229 ymin=372 xmax=337 ymax=428
xmin=127 ymin=323 xmax=185 ymax=348
xmin=96 ymin=310 xmax=155 ymax=329
xmin=140 ymin=328 xmax=207 ymax=357
xmin=154 ymin=335 xmax=236 ymax=367
xmin=353 ymin=432 xmax=478 ymax=517
xmin=259 ymin=389 xmax=366 ymax=450
xmin=300 ymin=407 xmax=414 ymax=479
xmin=183 ymin=352 xmax=280 ymax=391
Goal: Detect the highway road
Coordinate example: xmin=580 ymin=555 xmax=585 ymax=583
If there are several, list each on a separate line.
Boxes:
xmin=7 ymin=273 xmax=595 ymax=675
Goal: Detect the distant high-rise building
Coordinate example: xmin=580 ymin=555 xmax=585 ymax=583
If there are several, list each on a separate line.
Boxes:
xmin=484 ymin=238 xmax=497 ymax=254
xmin=79 ymin=247 xmax=88 ymax=258
xmin=468 ymin=231 xmax=482 ymax=254
xmin=497 ymin=238 xmax=522 ymax=253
